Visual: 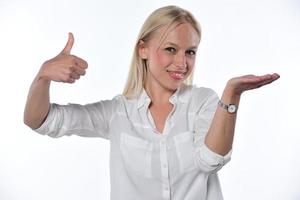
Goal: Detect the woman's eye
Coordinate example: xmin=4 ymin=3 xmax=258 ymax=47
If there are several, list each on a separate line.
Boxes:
xmin=186 ymin=50 xmax=196 ymax=56
xmin=165 ymin=47 xmax=176 ymax=53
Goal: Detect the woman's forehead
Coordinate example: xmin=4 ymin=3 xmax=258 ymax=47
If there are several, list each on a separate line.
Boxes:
xmin=151 ymin=23 xmax=200 ymax=48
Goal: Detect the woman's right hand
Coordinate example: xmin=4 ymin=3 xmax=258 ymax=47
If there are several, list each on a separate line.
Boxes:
xmin=38 ymin=32 xmax=88 ymax=83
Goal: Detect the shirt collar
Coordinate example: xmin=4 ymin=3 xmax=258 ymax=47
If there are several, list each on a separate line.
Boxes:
xmin=137 ymin=89 xmax=151 ymax=109
xmin=137 ymin=84 xmax=191 ymax=109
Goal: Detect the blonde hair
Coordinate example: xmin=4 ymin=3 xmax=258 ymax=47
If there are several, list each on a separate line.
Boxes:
xmin=122 ymin=5 xmax=201 ymax=99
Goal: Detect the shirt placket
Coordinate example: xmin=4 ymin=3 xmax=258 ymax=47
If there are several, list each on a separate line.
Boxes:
xmin=140 ymin=92 xmax=177 ymax=199
xmin=160 ymin=97 xmax=177 ymax=199
xmin=160 ymin=138 xmax=171 ymax=199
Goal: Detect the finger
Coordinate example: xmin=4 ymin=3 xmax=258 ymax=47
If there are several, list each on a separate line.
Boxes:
xmin=258 ymin=74 xmax=273 ymax=81
xmin=271 ymin=73 xmax=280 ymax=80
xmin=238 ymin=76 xmax=262 ymax=84
xmin=72 ymin=55 xmax=88 ymax=69
xmin=60 ymin=67 xmax=78 ymax=82
xmin=61 ymin=32 xmax=74 ymax=55
xmin=254 ymin=78 xmax=277 ymax=89
xmin=243 ymin=74 xmax=274 ymax=83
xmin=257 ymin=73 xmax=280 ymax=83
xmin=62 ymin=77 xmax=75 ymax=83
xmin=67 ymin=78 xmax=75 ymax=83
xmin=71 ymin=66 xmax=86 ymax=75
xmin=70 ymin=72 xmax=80 ymax=80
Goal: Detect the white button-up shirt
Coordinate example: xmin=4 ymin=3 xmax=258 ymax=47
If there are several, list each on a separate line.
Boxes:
xmin=35 ymin=84 xmax=232 ymax=200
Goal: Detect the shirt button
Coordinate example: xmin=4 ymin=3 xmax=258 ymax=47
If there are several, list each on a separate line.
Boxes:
xmin=163 ymin=164 xmax=167 ymax=168
xmin=165 ymin=186 xmax=169 ymax=191
xmin=160 ymin=140 xmax=166 ymax=145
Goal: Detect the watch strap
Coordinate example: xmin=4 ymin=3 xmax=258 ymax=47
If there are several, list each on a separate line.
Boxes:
xmin=218 ymin=100 xmax=238 ymax=114
xmin=218 ymin=100 xmax=229 ymax=110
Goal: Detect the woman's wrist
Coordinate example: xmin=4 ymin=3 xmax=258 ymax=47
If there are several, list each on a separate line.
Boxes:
xmin=36 ymin=64 xmax=51 ymax=83
xmin=221 ymin=84 xmax=241 ymax=105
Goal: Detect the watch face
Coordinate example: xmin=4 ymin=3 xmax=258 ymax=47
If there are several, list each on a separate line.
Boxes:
xmin=228 ymin=105 xmax=237 ymax=113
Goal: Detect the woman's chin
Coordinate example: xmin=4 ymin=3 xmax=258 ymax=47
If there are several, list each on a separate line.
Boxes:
xmin=165 ymin=81 xmax=183 ymax=91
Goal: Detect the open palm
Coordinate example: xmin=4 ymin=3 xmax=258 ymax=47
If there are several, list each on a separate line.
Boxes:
xmin=227 ymin=73 xmax=280 ymax=96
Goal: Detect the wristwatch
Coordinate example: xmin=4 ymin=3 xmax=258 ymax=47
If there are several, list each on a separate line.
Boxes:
xmin=218 ymin=100 xmax=238 ymax=114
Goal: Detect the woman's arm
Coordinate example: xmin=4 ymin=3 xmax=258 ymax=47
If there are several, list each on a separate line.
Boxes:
xmin=23 ymin=33 xmax=88 ymax=129
xmin=204 ymin=73 xmax=280 ymax=156
xmin=24 ymin=75 xmax=51 ymax=129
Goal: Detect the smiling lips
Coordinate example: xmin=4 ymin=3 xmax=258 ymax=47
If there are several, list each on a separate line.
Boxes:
xmin=167 ymin=70 xmax=187 ymax=80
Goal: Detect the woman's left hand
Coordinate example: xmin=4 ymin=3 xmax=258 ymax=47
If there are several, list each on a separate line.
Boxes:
xmin=225 ymin=73 xmax=280 ymax=96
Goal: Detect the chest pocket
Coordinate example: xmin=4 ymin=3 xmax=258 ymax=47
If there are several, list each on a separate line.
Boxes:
xmin=120 ymin=132 xmax=153 ymax=178
xmin=173 ymin=131 xmax=197 ymax=173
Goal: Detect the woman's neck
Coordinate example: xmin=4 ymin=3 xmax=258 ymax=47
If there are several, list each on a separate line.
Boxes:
xmin=144 ymin=83 xmax=176 ymax=105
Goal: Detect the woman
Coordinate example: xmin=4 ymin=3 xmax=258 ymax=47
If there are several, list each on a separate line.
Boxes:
xmin=24 ymin=5 xmax=280 ymax=200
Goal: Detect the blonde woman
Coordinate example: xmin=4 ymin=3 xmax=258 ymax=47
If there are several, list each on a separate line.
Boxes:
xmin=24 ymin=5 xmax=280 ymax=200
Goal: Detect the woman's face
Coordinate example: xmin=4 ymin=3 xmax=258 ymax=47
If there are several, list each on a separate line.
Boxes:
xmin=140 ymin=22 xmax=200 ymax=92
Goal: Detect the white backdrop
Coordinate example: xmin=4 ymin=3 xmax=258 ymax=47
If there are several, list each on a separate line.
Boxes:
xmin=0 ymin=0 xmax=299 ymax=199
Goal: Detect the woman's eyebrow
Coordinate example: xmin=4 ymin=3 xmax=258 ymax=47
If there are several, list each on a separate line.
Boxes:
xmin=164 ymin=42 xmax=198 ymax=49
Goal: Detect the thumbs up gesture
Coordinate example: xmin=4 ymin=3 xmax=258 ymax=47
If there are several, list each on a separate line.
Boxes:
xmin=38 ymin=33 xmax=88 ymax=83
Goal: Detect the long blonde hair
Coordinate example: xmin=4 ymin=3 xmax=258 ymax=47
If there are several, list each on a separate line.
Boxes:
xmin=122 ymin=5 xmax=201 ymax=99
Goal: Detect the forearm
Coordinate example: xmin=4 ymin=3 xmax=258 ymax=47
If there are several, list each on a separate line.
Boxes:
xmin=204 ymin=86 xmax=241 ymax=156
xmin=24 ymin=72 xmax=51 ymax=129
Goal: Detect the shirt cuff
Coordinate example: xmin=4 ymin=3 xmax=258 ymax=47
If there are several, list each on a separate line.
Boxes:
xmin=33 ymin=104 xmax=56 ymax=135
xmin=195 ymin=142 xmax=232 ymax=173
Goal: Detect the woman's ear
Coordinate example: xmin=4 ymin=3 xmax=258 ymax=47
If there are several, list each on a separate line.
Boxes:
xmin=138 ymin=40 xmax=148 ymax=59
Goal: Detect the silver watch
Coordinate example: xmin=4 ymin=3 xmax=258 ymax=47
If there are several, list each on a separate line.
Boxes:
xmin=218 ymin=100 xmax=238 ymax=114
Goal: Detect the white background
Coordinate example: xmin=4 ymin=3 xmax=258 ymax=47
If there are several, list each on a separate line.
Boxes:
xmin=0 ymin=0 xmax=299 ymax=199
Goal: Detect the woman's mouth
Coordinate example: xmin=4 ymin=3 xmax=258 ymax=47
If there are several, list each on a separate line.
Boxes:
xmin=167 ymin=70 xmax=186 ymax=81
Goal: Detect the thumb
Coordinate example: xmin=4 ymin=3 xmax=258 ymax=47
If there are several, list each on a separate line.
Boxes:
xmin=61 ymin=32 xmax=74 ymax=55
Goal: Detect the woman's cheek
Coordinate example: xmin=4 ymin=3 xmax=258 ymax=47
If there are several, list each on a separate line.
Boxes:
xmin=155 ymin=51 xmax=173 ymax=66
xmin=187 ymin=59 xmax=195 ymax=71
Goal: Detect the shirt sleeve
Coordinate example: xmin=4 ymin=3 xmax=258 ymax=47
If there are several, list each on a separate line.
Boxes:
xmin=192 ymin=88 xmax=232 ymax=173
xmin=33 ymin=96 xmax=120 ymax=139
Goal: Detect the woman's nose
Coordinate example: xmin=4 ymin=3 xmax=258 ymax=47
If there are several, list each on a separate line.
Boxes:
xmin=174 ymin=52 xmax=187 ymax=70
